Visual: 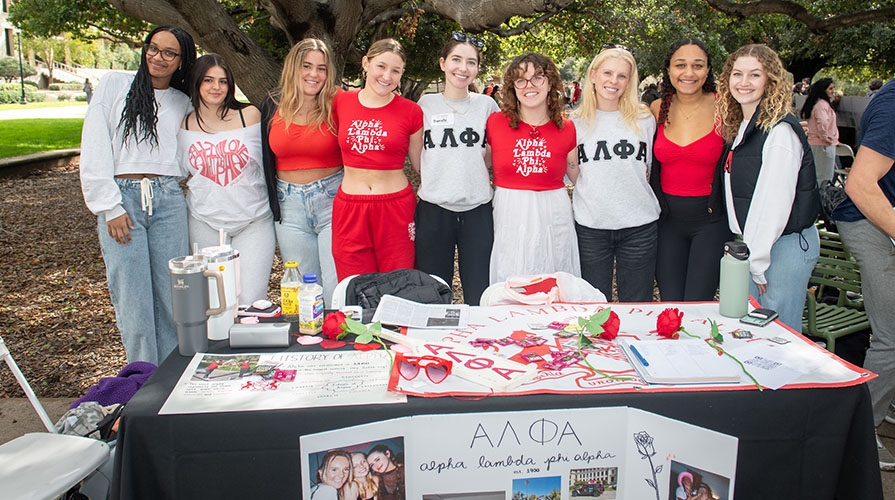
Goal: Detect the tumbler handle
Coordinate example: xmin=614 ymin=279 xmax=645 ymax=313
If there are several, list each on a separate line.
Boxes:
xmin=204 ymin=268 xmax=228 ymax=316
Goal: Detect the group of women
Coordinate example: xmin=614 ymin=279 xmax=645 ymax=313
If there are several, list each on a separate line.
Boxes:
xmin=79 ymin=25 xmax=820 ymax=366
xmin=311 ymin=445 xmax=404 ymax=500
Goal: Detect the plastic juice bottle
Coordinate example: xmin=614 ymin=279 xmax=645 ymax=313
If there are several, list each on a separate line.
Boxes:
xmin=299 ymin=273 xmax=324 ymax=335
xmin=280 ymin=261 xmax=302 ymax=322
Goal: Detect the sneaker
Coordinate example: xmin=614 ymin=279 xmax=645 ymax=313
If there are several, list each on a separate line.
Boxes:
xmin=886 ymin=403 xmax=895 ymax=425
xmin=877 ymin=434 xmax=895 ymax=471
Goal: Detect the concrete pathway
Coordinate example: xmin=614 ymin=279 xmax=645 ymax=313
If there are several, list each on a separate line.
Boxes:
xmin=0 ymin=104 xmax=88 ymax=121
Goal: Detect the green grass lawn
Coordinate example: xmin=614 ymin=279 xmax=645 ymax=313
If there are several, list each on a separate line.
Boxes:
xmin=0 ymin=101 xmax=88 ymax=112
xmin=0 ymin=119 xmax=83 ymax=158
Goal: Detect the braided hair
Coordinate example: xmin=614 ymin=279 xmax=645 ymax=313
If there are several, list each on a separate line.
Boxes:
xmin=118 ymin=25 xmax=196 ymax=147
xmin=656 ymin=38 xmax=716 ymax=127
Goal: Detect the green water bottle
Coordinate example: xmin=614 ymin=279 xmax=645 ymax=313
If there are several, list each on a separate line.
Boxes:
xmin=719 ymin=241 xmax=751 ymax=318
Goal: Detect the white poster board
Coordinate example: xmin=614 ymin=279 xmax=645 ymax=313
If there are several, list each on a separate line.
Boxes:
xmin=300 ymin=407 xmax=737 ymax=499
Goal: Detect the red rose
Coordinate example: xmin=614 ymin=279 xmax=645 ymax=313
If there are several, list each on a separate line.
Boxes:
xmin=322 ymin=311 xmax=347 ymax=340
xmin=655 ymin=307 xmax=683 ymax=339
xmin=600 ymin=311 xmax=620 ymax=341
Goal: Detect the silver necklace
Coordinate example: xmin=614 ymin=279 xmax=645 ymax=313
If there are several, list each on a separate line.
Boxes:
xmin=442 ymin=94 xmax=471 ymax=115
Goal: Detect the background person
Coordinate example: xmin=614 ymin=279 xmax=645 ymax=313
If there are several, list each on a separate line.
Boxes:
xmin=832 ymin=78 xmax=895 ymax=470
xmin=366 ymin=444 xmax=405 ymax=500
xmin=331 ymin=38 xmax=423 ymax=280
xmin=178 ymin=53 xmax=274 ymax=304
xmin=650 ymin=38 xmax=731 ymax=301
xmin=414 ymin=32 xmax=499 ymax=305
xmin=261 ymin=39 xmax=342 ymax=303
xmin=351 ymin=451 xmax=379 ymax=500
xmin=800 ymin=77 xmax=839 ymax=185
xmin=79 ymin=25 xmax=196 ymax=365
xmin=486 ymin=52 xmax=579 ymax=284
xmin=568 ymin=45 xmax=659 ymax=301
xmin=717 ymin=44 xmax=820 ymax=331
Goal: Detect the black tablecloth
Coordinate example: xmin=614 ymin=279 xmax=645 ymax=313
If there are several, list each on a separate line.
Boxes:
xmin=111 ymin=341 xmax=882 ymax=500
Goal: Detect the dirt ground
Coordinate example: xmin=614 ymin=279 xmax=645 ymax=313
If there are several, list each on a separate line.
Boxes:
xmin=0 ymin=162 xmax=462 ymax=398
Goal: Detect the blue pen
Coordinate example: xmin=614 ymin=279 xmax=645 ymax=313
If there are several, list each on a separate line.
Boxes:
xmin=629 ymin=345 xmax=649 ymax=367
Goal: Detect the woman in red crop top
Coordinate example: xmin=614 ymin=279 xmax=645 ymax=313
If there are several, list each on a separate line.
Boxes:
xmin=261 ymin=39 xmax=343 ymax=304
xmin=331 ymin=39 xmax=424 ymax=280
xmin=649 ymin=39 xmax=731 ymax=301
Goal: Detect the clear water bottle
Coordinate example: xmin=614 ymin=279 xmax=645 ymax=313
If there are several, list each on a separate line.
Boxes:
xmin=299 ymin=273 xmax=324 ymax=335
xmin=718 ymin=241 xmax=751 ymax=318
xmin=280 ymin=261 xmax=302 ymax=322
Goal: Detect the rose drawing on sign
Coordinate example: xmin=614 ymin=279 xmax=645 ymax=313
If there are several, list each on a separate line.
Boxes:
xmin=633 ymin=430 xmax=661 ymax=500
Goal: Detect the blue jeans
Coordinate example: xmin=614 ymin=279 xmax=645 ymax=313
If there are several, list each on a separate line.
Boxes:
xmin=576 ymin=220 xmax=657 ymax=302
xmin=748 ymin=225 xmax=819 ymax=331
xmin=275 ymin=170 xmax=342 ymax=305
xmin=98 ymin=176 xmax=189 ymax=365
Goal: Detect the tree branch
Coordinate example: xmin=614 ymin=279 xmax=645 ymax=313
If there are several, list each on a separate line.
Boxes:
xmin=706 ymin=0 xmax=895 ymax=34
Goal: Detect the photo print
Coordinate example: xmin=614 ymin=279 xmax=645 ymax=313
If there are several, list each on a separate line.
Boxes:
xmin=512 ymin=476 xmax=562 ymax=499
xmin=569 ymin=466 xmax=617 ymax=499
xmin=668 ymin=460 xmax=730 ymax=500
xmin=307 ymin=436 xmax=405 ymax=500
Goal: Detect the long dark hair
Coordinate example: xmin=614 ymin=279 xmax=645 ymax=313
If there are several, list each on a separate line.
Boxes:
xmin=657 ymin=38 xmax=716 ymax=127
xmin=119 ymin=25 xmax=196 ymax=147
xmin=800 ymin=77 xmax=834 ymax=119
xmin=190 ymin=54 xmax=247 ymax=132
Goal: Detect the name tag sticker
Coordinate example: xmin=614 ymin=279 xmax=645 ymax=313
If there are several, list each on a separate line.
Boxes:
xmin=431 ymin=113 xmax=454 ymax=126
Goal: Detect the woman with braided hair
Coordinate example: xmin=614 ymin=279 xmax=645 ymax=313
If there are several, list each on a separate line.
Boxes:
xmin=649 ymin=38 xmax=731 ymax=302
xmin=80 ymin=25 xmax=196 ymax=364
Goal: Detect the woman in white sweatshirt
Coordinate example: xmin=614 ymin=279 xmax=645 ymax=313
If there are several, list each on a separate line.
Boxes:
xmin=79 ymin=26 xmax=196 ymax=364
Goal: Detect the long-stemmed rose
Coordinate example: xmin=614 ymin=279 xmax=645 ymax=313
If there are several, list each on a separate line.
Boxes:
xmin=322 ymin=311 xmax=348 ymax=340
xmin=680 ymin=319 xmax=763 ymax=391
xmin=576 ymin=308 xmax=629 ymax=380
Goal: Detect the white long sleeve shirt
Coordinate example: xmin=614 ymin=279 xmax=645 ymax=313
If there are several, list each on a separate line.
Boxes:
xmin=724 ymin=120 xmax=802 ymax=285
xmin=79 ymin=72 xmax=190 ymax=220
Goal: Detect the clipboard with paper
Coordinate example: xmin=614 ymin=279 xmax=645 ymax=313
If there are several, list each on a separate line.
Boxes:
xmin=620 ymin=338 xmax=743 ymax=385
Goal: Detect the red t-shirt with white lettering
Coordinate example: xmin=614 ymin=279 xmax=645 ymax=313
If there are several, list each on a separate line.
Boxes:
xmin=334 ymin=90 xmax=423 ymax=170
xmin=486 ymin=112 xmax=576 ymax=191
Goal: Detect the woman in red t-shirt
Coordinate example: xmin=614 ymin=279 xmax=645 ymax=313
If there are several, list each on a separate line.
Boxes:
xmin=649 ymin=39 xmax=731 ymax=301
xmin=486 ymin=52 xmax=579 ymax=284
xmin=331 ymin=39 xmax=423 ymax=280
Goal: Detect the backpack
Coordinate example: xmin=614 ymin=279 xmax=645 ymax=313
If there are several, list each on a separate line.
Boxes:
xmin=345 ymin=269 xmax=452 ymax=312
xmin=818 ymin=180 xmax=848 ymax=232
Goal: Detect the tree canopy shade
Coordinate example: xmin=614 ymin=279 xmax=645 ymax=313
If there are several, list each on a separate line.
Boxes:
xmin=10 ymin=0 xmax=895 ymax=101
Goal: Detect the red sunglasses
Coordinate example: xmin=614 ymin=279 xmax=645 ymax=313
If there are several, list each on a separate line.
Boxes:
xmin=397 ymin=355 xmax=452 ymax=384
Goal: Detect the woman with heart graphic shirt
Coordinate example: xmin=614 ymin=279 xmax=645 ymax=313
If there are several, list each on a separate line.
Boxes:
xmin=178 ymin=53 xmax=274 ymax=303
xmin=331 ymin=38 xmax=423 ymax=280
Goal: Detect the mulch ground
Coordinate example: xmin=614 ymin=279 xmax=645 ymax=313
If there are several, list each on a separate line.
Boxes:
xmin=0 ymin=162 xmax=464 ymax=398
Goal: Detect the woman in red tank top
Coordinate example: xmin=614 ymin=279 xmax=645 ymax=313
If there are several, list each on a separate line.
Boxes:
xmin=649 ymin=39 xmax=732 ymax=302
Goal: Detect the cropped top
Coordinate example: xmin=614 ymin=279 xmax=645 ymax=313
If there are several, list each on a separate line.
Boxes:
xmin=267 ymin=111 xmax=342 ymax=171
xmin=654 ymin=124 xmax=724 ymax=197
xmin=334 ymin=90 xmax=423 ymax=170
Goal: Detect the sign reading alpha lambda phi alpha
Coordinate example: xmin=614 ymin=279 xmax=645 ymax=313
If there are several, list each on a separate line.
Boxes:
xmin=300 ymin=407 xmax=737 ymax=499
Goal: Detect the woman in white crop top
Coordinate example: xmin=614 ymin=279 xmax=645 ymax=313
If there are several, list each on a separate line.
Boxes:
xmin=178 ymin=54 xmax=274 ymax=304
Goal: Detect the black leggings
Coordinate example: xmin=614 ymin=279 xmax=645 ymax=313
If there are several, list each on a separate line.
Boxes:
xmin=655 ymin=194 xmax=732 ymax=301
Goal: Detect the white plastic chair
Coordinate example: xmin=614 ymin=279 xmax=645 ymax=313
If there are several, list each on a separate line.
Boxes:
xmin=0 ymin=335 xmax=111 ymax=500
xmin=834 ymin=143 xmax=855 ymax=186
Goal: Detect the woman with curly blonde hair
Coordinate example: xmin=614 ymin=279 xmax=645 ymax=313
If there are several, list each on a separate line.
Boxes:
xmin=486 ymin=52 xmax=579 ymax=283
xmin=717 ymin=44 xmax=819 ymax=330
xmin=567 ymin=45 xmax=659 ymax=301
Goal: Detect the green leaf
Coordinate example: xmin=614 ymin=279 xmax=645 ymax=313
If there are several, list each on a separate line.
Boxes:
xmin=578 ymin=332 xmax=593 ymax=348
xmin=344 ymin=317 xmax=367 ymax=335
xmin=710 ymin=320 xmax=723 ymax=344
xmin=579 ymin=308 xmax=611 ymax=336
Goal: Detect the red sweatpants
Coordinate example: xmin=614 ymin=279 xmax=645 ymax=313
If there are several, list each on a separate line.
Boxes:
xmin=332 ymin=184 xmax=416 ymax=280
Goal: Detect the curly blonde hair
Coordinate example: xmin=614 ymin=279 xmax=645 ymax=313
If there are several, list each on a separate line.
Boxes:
xmin=572 ymin=47 xmax=651 ymax=135
xmin=717 ymin=44 xmax=793 ymax=142
xmin=274 ymin=38 xmax=337 ymax=132
xmin=500 ymin=52 xmax=566 ymax=129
